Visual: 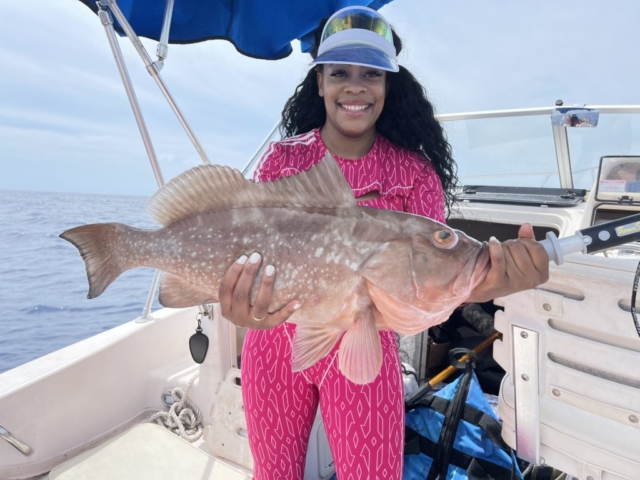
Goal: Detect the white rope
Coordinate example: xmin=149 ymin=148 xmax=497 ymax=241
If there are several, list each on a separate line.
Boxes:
xmin=145 ymin=373 xmax=203 ymax=442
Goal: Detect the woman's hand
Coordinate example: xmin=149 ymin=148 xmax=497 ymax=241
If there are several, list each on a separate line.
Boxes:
xmin=219 ymin=252 xmax=301 ymax=329
xmin=466 ymin=224 xmax=549 ymax=304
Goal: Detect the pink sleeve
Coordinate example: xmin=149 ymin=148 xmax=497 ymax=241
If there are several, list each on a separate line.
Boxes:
xmin=406 ymin=162 xmax=447 ymax=224
xmin=253 ymin=142 xmax=285 ymax=182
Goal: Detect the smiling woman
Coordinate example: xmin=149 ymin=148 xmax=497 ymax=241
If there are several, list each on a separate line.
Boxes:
xmin=215 ymin=6 xmax=548 ymax=480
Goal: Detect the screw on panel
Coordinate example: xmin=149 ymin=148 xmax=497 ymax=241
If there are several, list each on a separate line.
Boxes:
xmin=543 ymin=303 xmax=552 ymax=311
xmin=587 ymin=477 xmax=594 ymax=480
xmin=520 ymin=331 xmax=528 ymax=338
xmin=630 ymin=415 xmax=639 ymax=424
xmin=521 ymin=374 xmax=529 ymax=381
xmin=552 ymin=389 xmax=561 ymax=397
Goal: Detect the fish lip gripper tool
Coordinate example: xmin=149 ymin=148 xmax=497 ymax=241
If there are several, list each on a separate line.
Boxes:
xmin=540 ymin=213 xmax=640 ymax=265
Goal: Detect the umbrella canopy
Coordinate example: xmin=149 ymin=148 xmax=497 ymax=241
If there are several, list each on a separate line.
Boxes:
xmin=78 ymin=0 xmax=395 ymax=60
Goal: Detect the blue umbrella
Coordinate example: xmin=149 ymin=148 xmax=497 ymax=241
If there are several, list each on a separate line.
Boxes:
xmin=77 ymin=0 xmax=395 ymax=60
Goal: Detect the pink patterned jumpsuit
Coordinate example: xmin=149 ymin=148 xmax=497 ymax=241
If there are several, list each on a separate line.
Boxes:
xmin=241 ymin=128 xmax=445 ymax=480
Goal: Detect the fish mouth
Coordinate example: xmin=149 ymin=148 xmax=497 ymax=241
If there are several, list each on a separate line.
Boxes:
xmin=470 ymin=244 xmax=491 ymax=290
xmin=452 ymin=243 xmax=491 ymax=298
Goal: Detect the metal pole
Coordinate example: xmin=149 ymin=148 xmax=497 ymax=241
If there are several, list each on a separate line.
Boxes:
xmin=139 ymin=270 xmax=162 ymax=322
xmin=97 ymin=3 xmax=164 ymax=321
xmin=154 ymin=0 xmax=175 ymax=70
xmin=242 ymin=120 xmax=281 ymax=175
xmin=551 ymin=124 xmax=574 ymax=189
xmin=101 ymin=0 xmax=211 ymax=165
xmin=97 ymin=6 xmax=165 ymax=186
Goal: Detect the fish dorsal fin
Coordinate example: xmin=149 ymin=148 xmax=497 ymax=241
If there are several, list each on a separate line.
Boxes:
xmin=146 ymin=152 xmax=356 ymax=226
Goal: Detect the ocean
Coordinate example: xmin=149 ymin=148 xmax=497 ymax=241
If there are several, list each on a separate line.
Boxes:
xmin=0 ymin=190 xmax=161 ymax=374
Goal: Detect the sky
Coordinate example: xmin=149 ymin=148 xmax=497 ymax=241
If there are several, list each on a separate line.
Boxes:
xmin=1 ymin=0 xmax=640 ymax=196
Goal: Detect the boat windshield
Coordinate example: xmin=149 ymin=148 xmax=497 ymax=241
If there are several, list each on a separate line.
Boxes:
xmin=444 ymin=114 xmax=561 ymax=188
xmin=439 ymin=107 xmax=640 ymax=191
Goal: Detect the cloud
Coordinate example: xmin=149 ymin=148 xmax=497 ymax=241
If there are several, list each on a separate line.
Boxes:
xmin=1 ymin=0 xmax=639 ymax=195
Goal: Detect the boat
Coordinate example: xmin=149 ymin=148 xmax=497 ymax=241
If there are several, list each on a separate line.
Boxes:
xmin=1 ymin=1 xmax=639 ymax=479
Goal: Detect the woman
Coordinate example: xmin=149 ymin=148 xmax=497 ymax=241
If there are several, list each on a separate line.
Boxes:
xmin=219 ymin=6 xmax=549 ymax=479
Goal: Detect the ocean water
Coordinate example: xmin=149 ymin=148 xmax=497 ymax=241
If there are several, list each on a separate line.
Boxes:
xmin=0 ymin=190 xmax=162 ymax=374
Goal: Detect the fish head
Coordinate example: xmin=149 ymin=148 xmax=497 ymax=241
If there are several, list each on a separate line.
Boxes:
xmin=409 ymin=225 xmax=490 ymax=307
xmin=359 ymin=222 xmax=490 ymax=335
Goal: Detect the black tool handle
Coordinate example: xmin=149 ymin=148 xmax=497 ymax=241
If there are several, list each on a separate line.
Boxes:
xmin=580 ymin=212 xmax=640 ymax=254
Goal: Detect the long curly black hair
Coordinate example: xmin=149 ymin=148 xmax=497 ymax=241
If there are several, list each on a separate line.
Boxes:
xmin=279 ymin=20 xmax=458 ymax=216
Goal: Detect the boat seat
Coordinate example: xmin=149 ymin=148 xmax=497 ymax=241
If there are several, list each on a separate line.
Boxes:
xmin=48 ymin=423 xmax=251 ymax=480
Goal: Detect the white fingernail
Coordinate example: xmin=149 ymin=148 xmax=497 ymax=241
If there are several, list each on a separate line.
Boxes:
xmin=237 ymin=255 xmax=248 ymax=265
xmin=489 ymin=236 xmax=498 ymax=242
xmin=249 ymin=252 xmax=261 ymax=264
xmin=293 ymin=302 xmax=302 ymax=310
xmin=265 ymin=265 xmax=275 ymax=277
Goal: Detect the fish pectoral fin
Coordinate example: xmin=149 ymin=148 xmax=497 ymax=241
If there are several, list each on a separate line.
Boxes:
xmin=367 ymin=280 xmax=451 ymax=335
xmin=158 ymin=273 xmax=217 ymax=308
xmin=291 ymin=326 xmax=343 ymax=373
xmin=337 ymin=310 xmax=383 ymax=385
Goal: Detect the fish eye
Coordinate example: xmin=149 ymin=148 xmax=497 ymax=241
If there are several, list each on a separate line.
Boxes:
xmin=433 ymin=229 xmax=458 ymax=249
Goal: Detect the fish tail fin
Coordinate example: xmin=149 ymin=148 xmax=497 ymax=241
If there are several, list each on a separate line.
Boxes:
xmin=60 ymin=223 xmax=133 ymax=299
xmin=338 ymin=310 xmax=383 ymax=385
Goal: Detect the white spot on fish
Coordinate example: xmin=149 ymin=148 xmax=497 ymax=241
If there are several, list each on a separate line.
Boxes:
xmin=314 ymin=247 xmax=324 ymax=257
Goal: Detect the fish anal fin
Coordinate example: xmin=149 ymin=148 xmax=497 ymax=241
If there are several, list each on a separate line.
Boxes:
xmin=337 ymin=310 xmax=383 ymax=385
xmin=159 ymin=273 xmax=217 ymax=308
xmin=291 ymin=326 xmax=343 ymax=373
xmin=367 ymin=281 xmax=451 ymax=335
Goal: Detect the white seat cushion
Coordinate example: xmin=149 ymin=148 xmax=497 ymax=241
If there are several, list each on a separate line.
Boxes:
xmin=49 ymin=423 xmax=251 ymax=480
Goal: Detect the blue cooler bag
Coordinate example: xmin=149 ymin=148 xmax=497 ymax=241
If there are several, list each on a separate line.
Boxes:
xmin=403 ymin=349 xmax=522 ymax=480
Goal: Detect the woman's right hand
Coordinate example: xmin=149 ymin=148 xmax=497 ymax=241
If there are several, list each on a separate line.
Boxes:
xmin=219 ymin=252 xmax=301 ymax=329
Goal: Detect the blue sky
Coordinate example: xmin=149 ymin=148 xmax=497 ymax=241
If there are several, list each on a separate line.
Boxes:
xmin=1 ymin=0 xmax=639 ymax=196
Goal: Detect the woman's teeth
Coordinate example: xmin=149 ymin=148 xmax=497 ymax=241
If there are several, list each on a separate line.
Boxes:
xmin=340 ymin=104 xmax=370 ymax=111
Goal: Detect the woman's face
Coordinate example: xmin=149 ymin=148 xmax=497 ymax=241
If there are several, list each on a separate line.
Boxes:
xmin=317 ymin=64 xmax=387 ymax=138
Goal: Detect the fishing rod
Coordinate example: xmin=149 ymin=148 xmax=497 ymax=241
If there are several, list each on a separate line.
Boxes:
xmin=405 ymin=331 xmax=502 ymax=407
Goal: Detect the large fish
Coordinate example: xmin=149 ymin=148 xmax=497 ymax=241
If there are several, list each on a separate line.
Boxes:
xmin=61 ymin=154 xmax=490 ymax=384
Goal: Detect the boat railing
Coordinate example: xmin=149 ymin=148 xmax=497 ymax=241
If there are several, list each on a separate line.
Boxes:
xmin=0 ymin=423 xmax=33 ymax=457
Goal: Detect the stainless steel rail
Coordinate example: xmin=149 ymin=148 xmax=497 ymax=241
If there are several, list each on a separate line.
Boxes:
xmin=99 ymin=0 xmax=210 ymax=165
xmin=0 ymin=423 xmax=33 ymax=457
xmin=155 ymin=0 xmax=175 ymax=70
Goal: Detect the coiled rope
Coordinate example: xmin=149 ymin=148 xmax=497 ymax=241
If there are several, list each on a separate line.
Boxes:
xmin=145 ymin=373 xmax=203 ymax=442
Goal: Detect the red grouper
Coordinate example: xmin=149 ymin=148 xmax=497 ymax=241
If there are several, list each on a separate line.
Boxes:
xmin=60 ymin=153 xmax=490 ymax=385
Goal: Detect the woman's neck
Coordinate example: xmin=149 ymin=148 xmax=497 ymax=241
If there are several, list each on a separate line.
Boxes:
xmin=319 ymin=124 xmax=376 ymax=160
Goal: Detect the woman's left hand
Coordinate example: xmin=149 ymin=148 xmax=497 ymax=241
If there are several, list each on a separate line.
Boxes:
xmin=466 ymin=223 xmax=550 ymax=304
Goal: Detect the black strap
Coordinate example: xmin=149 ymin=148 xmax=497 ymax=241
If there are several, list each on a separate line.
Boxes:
xmin=467 ymin=457 xmax=518 ymax=480
xmin=405 ymin=426 xmax=517 ymax=478
xmin=433 ymin=365 xmax=473 ymax=479
xmin=413 ymin=395 xmax=512 ymax=452
xmin=404 ymin=426 xmax=439 ymax=457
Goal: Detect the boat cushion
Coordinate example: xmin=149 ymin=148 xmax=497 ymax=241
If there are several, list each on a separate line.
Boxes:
xmin=49 ymin=423 xmax=251 ymax=480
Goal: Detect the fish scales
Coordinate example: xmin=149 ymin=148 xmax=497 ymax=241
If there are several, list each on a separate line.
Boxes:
xmin=60 ymin=154 xmax=489 ymax=384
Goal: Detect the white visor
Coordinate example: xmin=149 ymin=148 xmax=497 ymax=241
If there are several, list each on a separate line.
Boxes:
xmin=309 ymin=6 xmax=398 ymax=72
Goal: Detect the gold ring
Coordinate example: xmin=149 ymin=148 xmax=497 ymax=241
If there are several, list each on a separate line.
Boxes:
xmin=252 ymin=312 xmax=267 ymax=322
